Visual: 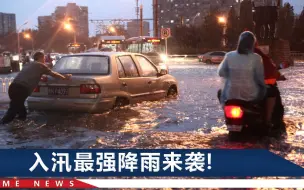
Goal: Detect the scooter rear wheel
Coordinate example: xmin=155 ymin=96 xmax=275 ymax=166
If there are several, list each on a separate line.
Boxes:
xmin=228 ymin=131 xmax=241 ymax=141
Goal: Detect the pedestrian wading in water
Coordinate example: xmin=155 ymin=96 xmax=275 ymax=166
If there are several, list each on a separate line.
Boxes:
xmin=1 ymin=52 xmax=72 ymax=124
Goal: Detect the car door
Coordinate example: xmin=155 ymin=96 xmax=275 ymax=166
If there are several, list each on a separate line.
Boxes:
xmin=134 ymin=55 xmax=166 ymax=100
xmin=218 ymin=52 xmax=226 ymax=62
xmin=210 ymin=52 xmax=223 ymax=63
xmin=116 ymin=55 xmax=150 ymax=103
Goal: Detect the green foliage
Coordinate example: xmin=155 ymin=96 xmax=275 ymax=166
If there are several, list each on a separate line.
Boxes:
xmin=239 ymin=0 xmax=254 ymax=32
xmin=292 ymin=8 xmax=304 ymax=42
xmin=226 ymin=6 xmax=240 ymax=48
xmin=277 ymin=3 xmax=295 ymax=40
xmin=101 ymin=24 xmax=129 ymax=38
xmin=201 ymin=10 xmax=223 ymax=49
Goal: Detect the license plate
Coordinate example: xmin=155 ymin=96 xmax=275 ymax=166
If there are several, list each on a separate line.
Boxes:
xmin=48 ymin=87 xmax=69 ymax=96
xmin=227 ymin=125 xmax=243 ymax=132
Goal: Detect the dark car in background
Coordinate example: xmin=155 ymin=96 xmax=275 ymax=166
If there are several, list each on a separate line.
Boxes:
xmin=198 ymin=51 xmax=227 ymax=64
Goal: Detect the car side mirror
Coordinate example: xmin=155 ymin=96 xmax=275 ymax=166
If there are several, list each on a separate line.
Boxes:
xmin=157 ymin=68 xmax=168 ymax=77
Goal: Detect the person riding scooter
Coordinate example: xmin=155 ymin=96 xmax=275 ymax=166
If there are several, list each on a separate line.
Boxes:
xmin=217 ymin=31 xmax=273 ymax=139
xmin=254 ymin=46 xmax=287 ymax=135
xmin=218 ymin=31 xmax=266 ymax=106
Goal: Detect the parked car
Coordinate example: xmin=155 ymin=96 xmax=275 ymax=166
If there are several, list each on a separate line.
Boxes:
xmin=27 ymin=52 xmax=178 ymax=113
xmin=198 ymin=51 xmax=226 ymax=64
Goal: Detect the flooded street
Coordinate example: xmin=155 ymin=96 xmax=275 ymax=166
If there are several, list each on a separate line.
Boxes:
xmin=0 ymin=61 xmax=303 ymax=167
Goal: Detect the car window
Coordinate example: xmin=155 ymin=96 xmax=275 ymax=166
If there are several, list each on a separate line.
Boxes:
xmin=211 ymin=52 xmax=226 ymax=56
xmin=116 ymin=58 xmax=126 ymax=78
xmin=118 ymin=55 xmax=139 ymax=78
xmin=136 ymin=55 xmax=158 ymax=77
xmin=218 ymin=52 xmax=226 ymax=56
xmin=53 ymin=56 xmax=109 ymax=74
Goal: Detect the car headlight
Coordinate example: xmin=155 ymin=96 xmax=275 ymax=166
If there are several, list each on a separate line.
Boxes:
xmin=160 ymin=54 xmax=168 ymax=62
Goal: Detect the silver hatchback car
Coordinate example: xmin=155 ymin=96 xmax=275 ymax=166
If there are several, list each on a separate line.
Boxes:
xmin=27 ymin=52 xmax=178 ymax=113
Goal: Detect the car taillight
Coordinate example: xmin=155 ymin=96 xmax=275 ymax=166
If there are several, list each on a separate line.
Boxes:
xmin=80 ymin=84 xmax=101 ymax=94
xmin=33 ymin=86 xmax=40 ymax=92
xmin=41 ymin=76 xmax=48 ymax=82
xmin=224 ymin=106 xmax=243 ymax=119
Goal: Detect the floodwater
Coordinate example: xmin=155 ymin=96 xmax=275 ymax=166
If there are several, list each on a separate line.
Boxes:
xmin=0 ymin=61 xmax=303 ymax=167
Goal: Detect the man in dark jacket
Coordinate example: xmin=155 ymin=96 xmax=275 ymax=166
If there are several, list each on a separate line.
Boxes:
xmin=254 ymin=46 xmax=286 ymax=127
xmin=1 ymin=52 xmax=72 ymax=124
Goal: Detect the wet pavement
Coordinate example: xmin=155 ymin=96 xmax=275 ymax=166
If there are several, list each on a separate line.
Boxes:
xmin=0 ymin=62 xmax=303 ymax=167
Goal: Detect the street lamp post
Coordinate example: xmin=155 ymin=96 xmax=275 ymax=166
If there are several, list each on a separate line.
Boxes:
xmin=64 ymin=22 xmax=77 ymax=44
xmin=17 ymin=22 xmax=28 ymax=57
xmin=24 ymin=33 xmax=34 ymax=51
xmin=218 ymin=16 xmax=227 ymax=47
xmin=109 ymin=26 xmax=117 ymax=35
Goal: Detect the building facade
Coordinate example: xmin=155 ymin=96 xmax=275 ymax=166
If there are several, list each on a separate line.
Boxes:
xmin=40 ymin=3 xmax=89 ymax=37
xmin=127 ymin=21 xmax=150 ymax=37
xmin=0 ymin=12 xmax=16 ymax=36
xmin=54 ymin=3 xmax=89 ymax=37
xmin=38 ymin=16 xmax=54 ymax=29
xmin=153 ymin=0 xmax=236 ymax=37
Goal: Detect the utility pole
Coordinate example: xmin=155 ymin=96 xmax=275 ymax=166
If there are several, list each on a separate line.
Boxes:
xmin=140 ymin=4 xmax=143 ymax=36
xmin=153 ymin=0 xmax=159 ymax=37
xmin=180 ymin=16 xmax=184 ymax=26
xmin=136 ymin=0 xmax=140 ymax=36
xmin=277 ymin=0 xmax=282 ymax=7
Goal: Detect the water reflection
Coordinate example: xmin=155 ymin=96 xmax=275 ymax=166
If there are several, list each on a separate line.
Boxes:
xmin=0 ymin=63 xmax=302 ymax=166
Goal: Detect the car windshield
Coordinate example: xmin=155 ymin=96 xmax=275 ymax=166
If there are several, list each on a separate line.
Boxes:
xmin=53 ymin=55 xmax=109 ymax=75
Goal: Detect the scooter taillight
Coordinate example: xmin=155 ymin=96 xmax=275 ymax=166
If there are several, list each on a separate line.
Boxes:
xmin=224 ymin=106 xmax=243 ymax=119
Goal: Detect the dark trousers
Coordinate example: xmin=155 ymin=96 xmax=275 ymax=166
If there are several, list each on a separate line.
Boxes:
xmin=1 ymin=83 xmax=29 ymax=124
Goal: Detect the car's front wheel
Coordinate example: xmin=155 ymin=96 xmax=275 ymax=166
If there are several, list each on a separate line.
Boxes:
xmin=206 ymin=60 xmax=212 ymax=64
xmin=167 ymin=85 xmax=178 ymax=98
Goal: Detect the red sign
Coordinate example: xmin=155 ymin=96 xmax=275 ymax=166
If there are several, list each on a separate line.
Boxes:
xmin=161 ymin=28 xmax=171 ymax=38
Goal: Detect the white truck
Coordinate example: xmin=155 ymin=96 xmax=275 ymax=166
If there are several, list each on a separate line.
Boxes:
xmin=0 ymin=52 xmax=12 ymax=73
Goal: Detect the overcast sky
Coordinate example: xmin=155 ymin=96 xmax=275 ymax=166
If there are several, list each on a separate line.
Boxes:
xmin=1 ymin=0 xmax=303 ymax=36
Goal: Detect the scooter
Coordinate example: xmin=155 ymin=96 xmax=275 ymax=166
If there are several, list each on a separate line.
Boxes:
xmin=220 ymin=81 xmax=287 ymax=141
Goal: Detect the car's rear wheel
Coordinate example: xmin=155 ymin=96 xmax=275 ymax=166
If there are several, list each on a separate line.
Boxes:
xmin=167 ymin=85 xmax=178 ymax=98
xmin=113 ymin=97 xmax=129 ymax=109
xmin=206 ymin=60 xmax=212 ymax=64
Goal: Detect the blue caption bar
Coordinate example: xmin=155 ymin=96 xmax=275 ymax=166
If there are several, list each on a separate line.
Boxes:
xmin=0 ymin=149 xmax=302 ymax=177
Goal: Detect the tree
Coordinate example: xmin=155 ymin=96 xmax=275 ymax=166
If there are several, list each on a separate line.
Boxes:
xmin=226 ymin=6 xmax=239 ymax=48
xmin=239 ymin=0 xmax=254 ymax=32
xmin=102 ymin=24 xmax=129 ymax=37
xmin=0 ymin=32 xmax=18 ymax=52
xmin=201 ymin=10 xmax=223 ymax=49
xmin=291 ymin=8 xmax=304 ymax=51
xmin=174 ymin=26 xmax=200 ymax=48
xmin=277 ymin=3 xmax=295 ymax=41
